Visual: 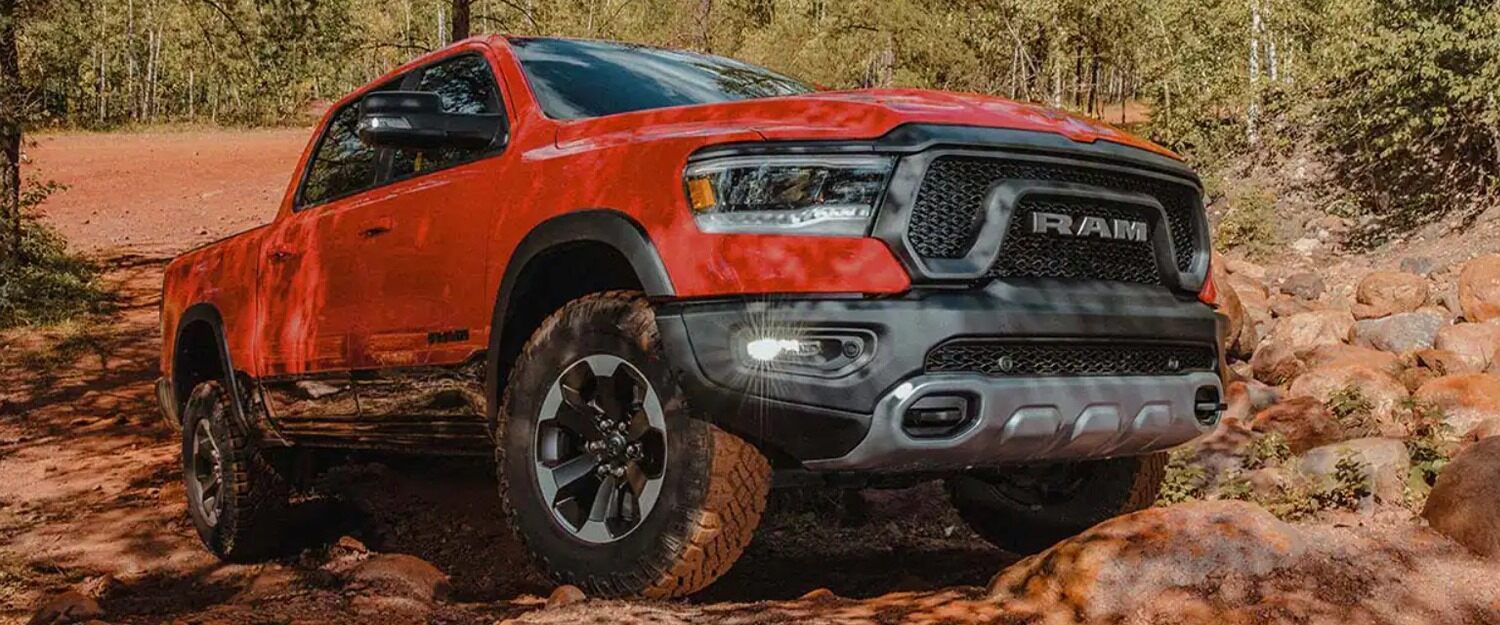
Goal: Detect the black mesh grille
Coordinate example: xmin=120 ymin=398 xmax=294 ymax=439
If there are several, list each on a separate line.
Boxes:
xmin=907 ymin=156 xmax=1200 ymax=273
xmin=925 ymin=341 xmax=1217 ymax=377
xmin=987 ymin=197 xmax=1161 ymax=284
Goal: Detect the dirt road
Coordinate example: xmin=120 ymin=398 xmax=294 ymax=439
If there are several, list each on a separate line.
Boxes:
xmin=0 ymin=129 xmax=1004 ymax=624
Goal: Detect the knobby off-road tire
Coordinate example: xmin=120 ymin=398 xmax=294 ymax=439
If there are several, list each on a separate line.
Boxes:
xmin=496 ymin=291 xmax=771 ymax=599
xmin=947 ymin=453 xmax=1167 ymax=555
xmin=181 ymin=380 xmax=292 ymax=562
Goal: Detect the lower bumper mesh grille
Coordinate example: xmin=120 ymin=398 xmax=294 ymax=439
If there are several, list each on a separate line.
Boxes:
xmin=925 ymin=341 xmax=1218 ymax=377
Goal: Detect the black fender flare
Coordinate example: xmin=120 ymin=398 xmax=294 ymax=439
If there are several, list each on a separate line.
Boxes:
xmin=484 ymin=209 xmax=676 ymax=425
xmin=173 ymin=303 xmax=250 ymax=430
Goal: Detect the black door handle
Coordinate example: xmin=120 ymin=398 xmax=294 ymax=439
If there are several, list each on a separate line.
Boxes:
xmin=360 ymin=225 xmax=392 ymax=238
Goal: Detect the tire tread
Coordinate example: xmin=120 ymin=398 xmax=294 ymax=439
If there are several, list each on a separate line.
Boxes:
xmin=496 ymin=290 xmax=770 ymax=599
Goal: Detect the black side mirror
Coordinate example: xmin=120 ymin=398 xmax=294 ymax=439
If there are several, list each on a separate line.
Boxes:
xmin=356 ymin=91 xmax=503 ymax=151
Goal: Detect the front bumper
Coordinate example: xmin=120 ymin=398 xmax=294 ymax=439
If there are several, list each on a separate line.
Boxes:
xmin=655 ymin=280 xmax=1224 ymax=472
xmin=804 ymin=371 xmax=1219 ymax=472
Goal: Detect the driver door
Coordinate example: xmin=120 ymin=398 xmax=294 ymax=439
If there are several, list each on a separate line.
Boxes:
xmin=256 ymin=88 xmax=400 ymax=422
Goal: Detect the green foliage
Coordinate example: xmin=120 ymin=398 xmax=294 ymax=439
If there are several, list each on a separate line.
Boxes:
xmin=1326 ymin=384 xmax=1378 ymax=437
xmin=1401 ymin=397 xmax=1454 ymax=507
xmin=1 ymin=0 xmax=1334 ymax=139
xmin=1156 ymin=431 xmax=1377 ymax=520
xmin=0 ymin=180 xmax=106 ymax=328
xmin=1156 ymin=446 xmax=1209 ymax=505
xmin=1314 ymin=0 xmax=1500 ymax=244
xmin=1313 ymin=451 xmax=1372 ymax=511
xmin=1214 ymin=185 xmax=1280 ymax=258
xmin=1256 ymin=478 xmax=1323 ymax=522
xmin=1244 ymin=432 xmax=1293 ymax=470
xmin=12 ymin=0 xmax=1500 ymax=241
xmin=1216 ymin=471 xmax=1255 ymax=502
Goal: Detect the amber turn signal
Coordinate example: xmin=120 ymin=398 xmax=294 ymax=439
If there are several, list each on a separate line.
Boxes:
xmin=1198 ymin=265 xmax=1218 ymax=306
xmin=687 ymin=177 xmax=716 ymax=212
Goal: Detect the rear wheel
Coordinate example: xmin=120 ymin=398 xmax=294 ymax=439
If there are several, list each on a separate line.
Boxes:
xmin=947 ymin=453 xmax=1166 ymax=555
xmin=496 ymin=291 xmax=771 ymax=598
xmin=181 ymin=380 xmax=292 ymax=561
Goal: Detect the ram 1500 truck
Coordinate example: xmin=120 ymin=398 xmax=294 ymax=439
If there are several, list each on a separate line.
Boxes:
xmin=157 ymin=35 xmax=1225 ymax=598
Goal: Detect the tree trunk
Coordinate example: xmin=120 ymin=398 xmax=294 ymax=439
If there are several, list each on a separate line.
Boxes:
xmin=1248 ymin=0 xmax=1262 ymax=146
xmin=451 ymin=0 xmax=471 ymax=41
xmin=0 ymin=0 xmax=22 ymax=264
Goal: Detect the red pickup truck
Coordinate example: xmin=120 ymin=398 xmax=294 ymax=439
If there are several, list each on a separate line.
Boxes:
xmin=157 ymin=36 xmax=1224 ymax=598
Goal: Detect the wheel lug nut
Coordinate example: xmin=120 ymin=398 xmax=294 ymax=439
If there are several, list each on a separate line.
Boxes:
xmin=612 ymin=466 xmax=625 ymax=478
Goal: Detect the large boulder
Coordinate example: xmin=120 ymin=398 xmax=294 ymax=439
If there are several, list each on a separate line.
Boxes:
xmin=1250 ymin=396 xmax=1343 ymax=453
xmin=1225 ymin=256 xmax=1268 ymax=281
xmin=1410 ymin=348 xmax=1474 ymax=377
xmin=1269 ymin=294 xmax=1312 ymax=319
xmin=1250 ymin=310 xmax=1357 ymax=384
xmin=1413 ymin=374 xmax=1500 ymax=438
xmin=1434 ymin=322 xmax=1500 ymax=372
xmin=1229 ymin=273 xmax=1273 ymax=337
xmin=1402 ymin=349 xmax=1463 ymax=392
xmin=1212 ymin=261 xmax=1255 ymax=358
xmin=1286 ymin=364 xmax=1408 ymax=434
xmin=1301 ymin=343 xmax=1403 ymax=377
xmin=1423 ymin=438 xmax=1500 ymax=558
xmin=989 ymin=501 xmax=1305 ymax=623
xmin=1351 ymin=271 xmax=1429 ymax=319
xmin=1458 ymin=255 xmax=1500 ymax=322
xmin=1281 ymin=272 xmax=1326 ymax=300
xmin=1459 ymin=419 xmax=1500 ymax=454
xmin=1353 ymin=311 xmax=1443 ymax=355
xmin=1299 ymin=437 xmax=1411 ymax=506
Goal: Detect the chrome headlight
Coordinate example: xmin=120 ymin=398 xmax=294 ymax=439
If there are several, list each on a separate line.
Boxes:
xmin=683 ymin=155 xmax=894 ymax=236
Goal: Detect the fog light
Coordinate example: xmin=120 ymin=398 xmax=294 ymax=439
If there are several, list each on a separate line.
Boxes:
xmin=736 ymin=330 xmax=874 ymax=377
xmin=746 ymin=338 xmax=819 ymax=362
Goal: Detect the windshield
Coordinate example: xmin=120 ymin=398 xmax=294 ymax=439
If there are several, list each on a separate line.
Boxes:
xmin=508 ymin=37 xmax=815 ymax=120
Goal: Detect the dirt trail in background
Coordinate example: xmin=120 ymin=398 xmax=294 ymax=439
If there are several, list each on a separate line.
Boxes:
xmin=23 ymin=129 xmax=304 ymax=256
xmin=0 ymin=130 xmax=1004 ymax=624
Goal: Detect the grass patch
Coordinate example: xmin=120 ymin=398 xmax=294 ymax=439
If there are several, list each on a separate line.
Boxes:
xmin=1156 ymin=446 xmax=1209 ymax=506
xmin=15 ymin=318 xmax=110 ymax=371
xmin=1157 ymin=430 xmax=1377 ymax=520
xmin=0 ymin=181 xmax=109 ymax=329
xmin=1213 ymin=184 xmax=1280 ymax=259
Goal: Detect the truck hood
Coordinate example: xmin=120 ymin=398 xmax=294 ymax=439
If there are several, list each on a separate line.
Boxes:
xmin=553 ymin=88 xmax=1178 ymax=160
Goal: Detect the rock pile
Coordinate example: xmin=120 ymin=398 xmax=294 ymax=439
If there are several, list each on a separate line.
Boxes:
xmin=1216 ymin=254 xmax=1500 ymax=446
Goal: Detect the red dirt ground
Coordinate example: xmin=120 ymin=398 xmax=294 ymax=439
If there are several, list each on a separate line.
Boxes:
xmin=1 ymin=129 xmax=1005 ymax=624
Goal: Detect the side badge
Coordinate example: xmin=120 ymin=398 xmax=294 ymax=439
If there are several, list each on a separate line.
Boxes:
xmin=427 ymin=328 xmax=471 ymax=345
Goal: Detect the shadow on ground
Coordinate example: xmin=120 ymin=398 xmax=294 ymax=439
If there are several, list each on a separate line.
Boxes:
xmin=1 ymin=254 xmax=1010 ymax=624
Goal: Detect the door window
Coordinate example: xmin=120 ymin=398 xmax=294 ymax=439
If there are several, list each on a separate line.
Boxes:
xmin=299 ymin=104 xmax=377 ymax=207
xmin=298 ymin=78 xmax=404 ymax=209
xmin=391 ymin=54 xmax=504 ymax=178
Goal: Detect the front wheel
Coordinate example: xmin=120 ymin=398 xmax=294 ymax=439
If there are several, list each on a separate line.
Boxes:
xmin=947 ymin=453 xmax=1166 ymax=555
xmin=496 ymin=291 xmax=771 ymax=598
xmin=181 ymin=380 xmax=292 ymax=561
